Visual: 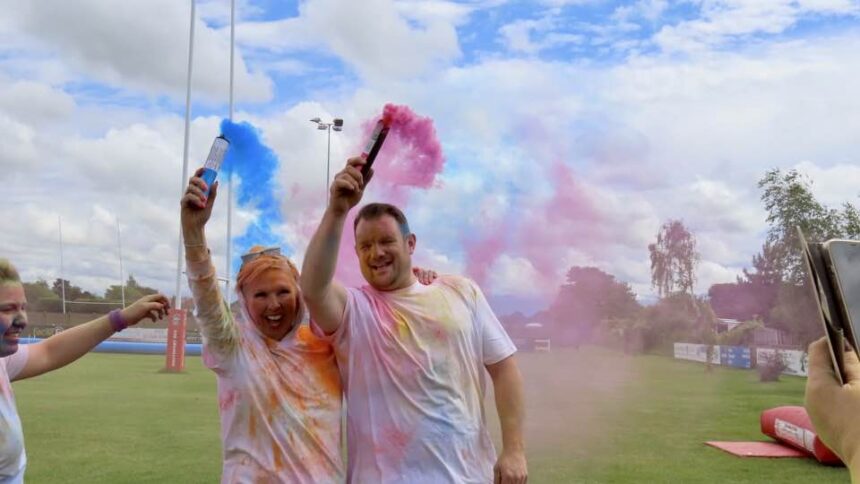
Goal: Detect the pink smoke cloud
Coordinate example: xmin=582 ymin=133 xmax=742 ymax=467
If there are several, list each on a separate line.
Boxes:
xmin=462 ymin=160 xmax=602 ymax=299
xmin=305 ymin=104 xmax=602 ymax=305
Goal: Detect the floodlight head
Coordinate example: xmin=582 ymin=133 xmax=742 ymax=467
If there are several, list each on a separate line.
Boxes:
xmin=333 ymin=126 xmax=343 ymax=132
xmin=333 ymin=118 xmax=344 ymax=127
xmin=310 ymin=117 xmax=321 ymax=124
xmin=317 ymin=124 xmax=327 ymax=130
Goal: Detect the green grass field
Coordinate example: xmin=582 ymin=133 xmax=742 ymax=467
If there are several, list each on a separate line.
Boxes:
xmin=13 ymin=347 xmax=850 ymax=483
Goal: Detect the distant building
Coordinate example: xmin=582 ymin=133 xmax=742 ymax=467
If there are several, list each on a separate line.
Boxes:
xmin=506 ymin=321 xmax=551 ymax=352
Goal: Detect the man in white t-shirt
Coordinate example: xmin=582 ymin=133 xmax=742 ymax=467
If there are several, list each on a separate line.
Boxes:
xmin=301 ymin=157 xmax=528 ymax=483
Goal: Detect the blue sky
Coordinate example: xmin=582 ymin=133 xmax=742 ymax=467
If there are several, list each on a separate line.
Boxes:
xmin=1 ymin=0 xmax=859 ymax=315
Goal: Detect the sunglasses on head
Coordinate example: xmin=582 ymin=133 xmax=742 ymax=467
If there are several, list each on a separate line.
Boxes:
xmin=240 ymin=246 xmax=281 ymax=265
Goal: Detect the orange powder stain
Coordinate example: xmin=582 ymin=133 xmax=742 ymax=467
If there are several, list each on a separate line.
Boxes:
xmin=248 ymin=412 xmax=258 ymax=439
xmin=273 ymin=442 xmax=285 ymax=471
xmin=313 ymin=358 xmax=342 ymax=398
xmin=296 ymin=325 xmax=327 ymax=351
xmin=266 ymin=390 xmax=280 ymax=426
xmin=267 ymin=389 xmax=279 ymax=410
xmin=295 ymin=326 xmax=342 ymax=398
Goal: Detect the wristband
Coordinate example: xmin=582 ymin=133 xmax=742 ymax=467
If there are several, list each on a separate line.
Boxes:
xmin=109 ymin=309 xmax=129 ymax=332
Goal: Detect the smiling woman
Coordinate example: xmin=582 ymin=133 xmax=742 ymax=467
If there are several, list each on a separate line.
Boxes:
xmin=180 ymin=168 xmax=345 ymax=483
xmin=0 ymin=258 xmax=170 ymax=482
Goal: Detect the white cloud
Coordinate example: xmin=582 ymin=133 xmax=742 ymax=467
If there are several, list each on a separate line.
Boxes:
xmin=487 ymin=255 xmax=548 ymax=298
xmin=0 ymin=79 xmax=76 ymax=126
xmin=498 ymin=17 xmax=584 ymax=54
xmin=237 ymin=0 xmax=462 ymax=81
xmin=538 ymin=0 xmax=604 ymax=6
xmin=654 ymin=0 xmax=860 ymax=52
xmin=613 ymin=0 xmax=669 ymax=22
xmin=697 ymin=260 xmax=742 ymax=292
xmin=0 ymin=114 xmax=39 ymax=169
xmin=793 ymin=161 xmax=860 ymax=207
xmin=4 ymin=1 xmax=273 ymax=104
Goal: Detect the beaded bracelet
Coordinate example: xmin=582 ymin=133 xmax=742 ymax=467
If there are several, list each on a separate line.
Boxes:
xmin=108 ymin=309 xmax=129 ymax=332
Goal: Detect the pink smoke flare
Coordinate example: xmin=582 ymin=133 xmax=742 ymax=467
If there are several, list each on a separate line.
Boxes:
xmin=333 ymin=104 xmax=447 ymax=285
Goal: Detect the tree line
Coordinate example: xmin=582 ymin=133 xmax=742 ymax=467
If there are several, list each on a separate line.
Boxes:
xmin=503 ymin=168 xmax=859 ymax=353
xmin=22 ymin=275 xmax=158 ymax=313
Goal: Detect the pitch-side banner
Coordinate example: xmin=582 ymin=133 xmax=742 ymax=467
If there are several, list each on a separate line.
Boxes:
xmin=108 ymin=328 xmax=168 ymax=343
xmin=674 ymin=343 xmax=721 ymax=364
xmin=756 ymin=348 xmax=808 ymax=377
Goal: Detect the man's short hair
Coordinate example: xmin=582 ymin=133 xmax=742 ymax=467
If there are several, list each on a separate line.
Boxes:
xmin=354 ymin=203 xmax=411 ymax=237
xmin=0 ymin=259 xmax=21 ymax=286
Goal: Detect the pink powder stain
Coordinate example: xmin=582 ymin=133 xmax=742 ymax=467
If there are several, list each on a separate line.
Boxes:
xmin=219 ymin=389 xmax=239 ymax=411
xmin=374 ymin=426 xmax=412 ymax=462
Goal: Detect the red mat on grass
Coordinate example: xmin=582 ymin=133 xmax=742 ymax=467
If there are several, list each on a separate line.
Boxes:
xmin=706 ymin=441 xmax=808 ymax=458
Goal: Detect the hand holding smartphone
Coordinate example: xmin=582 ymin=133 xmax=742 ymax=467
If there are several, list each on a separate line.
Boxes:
xmin=799 ymin=227 xmax=860 ymax=385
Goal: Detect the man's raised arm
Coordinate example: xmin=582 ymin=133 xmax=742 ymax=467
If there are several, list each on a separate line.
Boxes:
xmin=301 ymin=157 xmax=369 ymax=334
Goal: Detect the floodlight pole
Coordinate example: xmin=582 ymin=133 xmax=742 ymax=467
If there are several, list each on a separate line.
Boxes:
xmin=309 ymin=118 xmax=343 ymax=201
xmin=326 ymin=127 xmax=331 ymax=199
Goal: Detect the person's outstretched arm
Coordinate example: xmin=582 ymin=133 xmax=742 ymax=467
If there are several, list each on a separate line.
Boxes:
xmin=806 ymin=337 xmax=860 ymax=480
xmin=14 ymin=294 xmax=169 ymax=381
xmin=487 ymin=355 xmax=528 ymax=484
xmin=181 ymin=168 xmax=238 ymax=357
xmin=300 ymin=157 xmax=368 ymax=334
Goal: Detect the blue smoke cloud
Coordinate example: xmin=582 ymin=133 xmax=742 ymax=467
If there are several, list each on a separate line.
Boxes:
xmin=219 ymin=119 xmax=288 ymax=272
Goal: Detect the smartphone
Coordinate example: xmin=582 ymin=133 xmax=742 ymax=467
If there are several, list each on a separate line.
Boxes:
xmin=798 ymin=228 xmax=847 ymax=384
xmin=200 ymin=135 xmax=230 ymax=197
xmin=824 ymin=239 xmax=860 ymax=354
xmin=360 ymin=120 xmax=390 ymax=181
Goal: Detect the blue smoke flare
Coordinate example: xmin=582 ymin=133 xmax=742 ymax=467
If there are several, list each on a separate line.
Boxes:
xmin=219 ymin=119 xmax=288 ymax=273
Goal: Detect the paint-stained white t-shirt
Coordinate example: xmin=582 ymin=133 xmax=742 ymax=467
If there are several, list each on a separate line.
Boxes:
xmin=0 ymin=346 xmax=29 ymax=484
xmin=187 ymin=254 xmax=344 ymax=483
xmin=321 ymin=275 xmax=516 ymax=483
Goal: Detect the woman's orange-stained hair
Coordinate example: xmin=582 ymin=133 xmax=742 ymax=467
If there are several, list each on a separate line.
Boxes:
xmin=235 ymin=245 xmax=301 ymax=293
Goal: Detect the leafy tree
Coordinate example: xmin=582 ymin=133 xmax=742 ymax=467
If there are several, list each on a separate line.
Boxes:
xmin=843 ymin=202 xmax=860 ymax=239
xmin=104 ymin=274 xmax=158 ymax=303
xmin=639 ymin=293 xmax=699 ymax=352
xmin=758 ymin=168 xmax=845 ymax=284
xmin=769 ymin=282 xmax=822 ymax=348
xmin=648 ymin=219 xmax=699 ymax=297
xmin=757 ymin=168 xmax=859 ymax=345
xmin=742 ymin=241 xmax=784 ymax=287
xmin=708 ymin=241 xmax=781 ymax=323
xmin=23 ymin=279 xmax=54 ymax=302
xmin=550 ymin=266 xmax=640 ymax=346
xmin=50 ymin=278 xmax=97 ymax=301
xmin=22 ymin=280 xmax=58 ymax=311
